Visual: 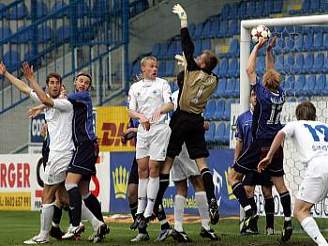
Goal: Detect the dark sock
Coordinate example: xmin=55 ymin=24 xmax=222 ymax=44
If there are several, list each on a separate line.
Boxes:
xmin=129 ymin=201 xmax=138 ymax=221
xmin=200 ymin=168 xmax=216 ymax=202
xmin=154 ymin=174 xmax=170 ymax=214
xmin=248 ymin=197 xmax=257 ymax=214
xmin=68 ymin=187 xmax=82 ymax=227
xmin=264 ymin=197 xmax=274 ymax=228
xmin=279 ymin=191 xmax=291 ymax=218
xmin=52 ymin=205 xmax=62 ymax=226
xmin=84 ymin=193 xmax=104 ymax=222
xmin=232 ymin=182 xmax=253 ymax=217
xmin=157 ymin=203 xmax=170 ymax=230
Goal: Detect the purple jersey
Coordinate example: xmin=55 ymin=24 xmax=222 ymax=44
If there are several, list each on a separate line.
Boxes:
xmin=252 ymin=77 xmax=285 ymax=140
xmin=235 ymin=110 xmax=253 ymax=152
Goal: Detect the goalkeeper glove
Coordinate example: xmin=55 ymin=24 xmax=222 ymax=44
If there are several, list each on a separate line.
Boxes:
xmin=172 ymin=4 xmax=188 ymax=28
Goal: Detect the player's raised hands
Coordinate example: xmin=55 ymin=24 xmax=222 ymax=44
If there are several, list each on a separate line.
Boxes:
xmin=257 ymin=156 xmax=272 ymax=173
xmin=0 ymin=62 xmax=7 ymax=75
xmin=22 ymin=62 xmax=35 ymax=81
xmin=257 ymin=37 xmax=268 ymax=49
xmin=175 ymin=53 xmax=186 ymax=67
xmin=172 ymin=4 xmax=187 ymax=20
xmin=267 ymin=36 xmax=277 ymax=51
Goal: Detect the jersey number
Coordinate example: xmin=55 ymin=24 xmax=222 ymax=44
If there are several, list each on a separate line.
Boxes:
xmin=267 ymin=104 xmax=283 ymax=124
xmin=304 ymin=124 xmax=328 ymax=142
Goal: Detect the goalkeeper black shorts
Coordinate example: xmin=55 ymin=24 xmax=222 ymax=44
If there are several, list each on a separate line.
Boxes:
xmin=166 ymin=110 xmax=209 ymax=160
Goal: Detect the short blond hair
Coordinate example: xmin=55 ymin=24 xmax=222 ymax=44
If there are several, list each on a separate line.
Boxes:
xmin=263 ymin=69 xmax=281 ymax=91
xmin=140 ymin=56 xmax=157 ymax=67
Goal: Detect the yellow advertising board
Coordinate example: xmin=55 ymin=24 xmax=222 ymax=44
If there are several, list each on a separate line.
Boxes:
xmin=0 ymin=192 xmax=31 ymax=211
xmin=96 ymin=106 xmax=136 ymax=152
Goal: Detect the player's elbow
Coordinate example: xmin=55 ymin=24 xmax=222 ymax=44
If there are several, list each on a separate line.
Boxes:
xmin=246 ymin=66 xmax=254 ymax=77
xmin=39 ymin=96 xmax=52 ymax=107
xmin=128 ymin=110 xmax=137 ymax=119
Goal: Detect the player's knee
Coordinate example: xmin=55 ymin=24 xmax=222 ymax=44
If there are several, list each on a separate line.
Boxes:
xmin=175 ymin=180 xmax=188 ymax=197
xmin=244 ymin=185 xmax=254 ymax=197
xmin=127 ymin=184 xmax=138 ymax=203
xmin=262 ymin=186 xmax=273 ymax=198
xmin=190 ymin=176 xmax=204 ymax=192
xmin=227 ymin=168 xmax=241 ymax=186
xmin=42 ymin=188 xmax=56 ymax=204
xmin=149 ymin=164 xmax=160 ymax=177
xmin=138 ymin=167 xmax=148 ymax=178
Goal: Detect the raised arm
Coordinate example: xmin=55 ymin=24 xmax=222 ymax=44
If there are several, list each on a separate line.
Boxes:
xmin=0 ymin=62 xmax=31 ymax=95
xmin=265 ymin=36 xmax=277 ymax=71
xmin=172 ymin=4 xmax=198 ymax=70
xmin=22 ymin=63 xmax=54 ymax=107
xmin=246 ymin=37 xmax=267 ymax=84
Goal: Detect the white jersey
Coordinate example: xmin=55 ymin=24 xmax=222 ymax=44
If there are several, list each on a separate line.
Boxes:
xmin=172 ymin=90 xmax=179 ymax=110
xmin=30 ymin=90 xmax=74 ymax=152
xmin=282 ymin=120 xmax=328 ymax=163
xmin=128 ymin=78 xmax=172 ymax=124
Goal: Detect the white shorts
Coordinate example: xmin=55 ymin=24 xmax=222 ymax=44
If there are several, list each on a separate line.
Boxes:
xmin=297 ymin=157 xmax=328 ymax=204
xmin=44 ymin=150 xmax=73 ymax=185
xmin=136 ymin=123 xmax=171 ymax=161
xmin=171 ymin=143 xmax=200 ymax=182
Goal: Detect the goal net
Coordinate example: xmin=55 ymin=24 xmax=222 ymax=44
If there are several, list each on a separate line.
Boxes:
xmin=238 ymin=14 xmax=328 ymax=218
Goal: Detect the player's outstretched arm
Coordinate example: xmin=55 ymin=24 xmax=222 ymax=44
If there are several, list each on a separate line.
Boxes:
xmin=172 ymin=4 xmax=187 ymax=28
xmin=27 ymin=104 xmax=47 ymax=118
xmin=0 ymin=62 xmax=31 ymax=95
xmin=246 ymin=37 xmax=267 ymax=84
xmin=22 ymin=62 xmax=54 ymax=107
xmin=258 ymin=130 xmax=285 ymax=172
xmin=266 ymin=36 xmax=277 ymax=71
xmin=151 ymin=102 xmax=174 ymax=122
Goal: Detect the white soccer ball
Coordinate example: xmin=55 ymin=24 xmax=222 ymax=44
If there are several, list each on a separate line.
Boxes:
xmin=251 ymin=25 xmax=271 ymax=43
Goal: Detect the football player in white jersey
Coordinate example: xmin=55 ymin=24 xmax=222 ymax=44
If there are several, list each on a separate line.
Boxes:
xmin=0 ymin=62 xmax=105 ymax=244
xmin=128 ymin=56 xmax=174 ymax=239
xmin=258 ymin=101 xmax=328 ymax=246
xmin=0 ymin=62 xmax=73 ymax=244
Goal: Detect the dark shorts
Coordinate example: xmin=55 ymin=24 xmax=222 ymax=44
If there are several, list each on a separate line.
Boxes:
xmin=67 ymin=141 xmax=98 ymax=177
xmin=128 ymin=156 xmax=139 ymax=185
xmin=166 ymin=110 xmax=209 ymax=160
xmin=233 ymin=139 xmax=284 ymax=177
xmin=243 ymin=170 xmax=272 ymax=187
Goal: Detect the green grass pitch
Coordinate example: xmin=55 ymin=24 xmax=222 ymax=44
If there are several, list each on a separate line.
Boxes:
xmin=0 ymin=211 xmax=326 ymax=245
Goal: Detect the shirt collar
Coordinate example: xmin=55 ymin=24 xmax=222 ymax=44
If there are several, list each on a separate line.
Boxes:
xmin=141 ymin=78 xmax=155 ymax=87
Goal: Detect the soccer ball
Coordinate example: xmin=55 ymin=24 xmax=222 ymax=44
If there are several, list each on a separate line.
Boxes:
xmin=251 ymin=25 xmax=271 ymax=43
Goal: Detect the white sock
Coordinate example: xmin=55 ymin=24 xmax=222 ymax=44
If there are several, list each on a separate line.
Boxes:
xmin=81 ymin=202 xmax=102 ymax=231
xmin=174 ymin=194 xmax=186 ymax=232
xmin=39 ymin=204 xmax=54 ymax=238
xmin=137 ymin=178 xmax=149 ymax=214
xmin=301 ymin=216 xmax=328 ymax=245
xmin=195 ymin=191 xmax=210 ymax=231
xmin=144 ymin=176 xmax=159 ymax=218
